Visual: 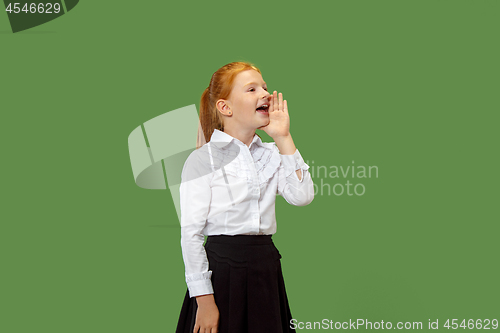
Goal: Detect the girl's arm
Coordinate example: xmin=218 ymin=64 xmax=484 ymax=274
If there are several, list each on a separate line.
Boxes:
xmin=180 ymin=150 xmax=214 ymax=297
xmin=274 ymin=138 xmax=315 ymax=206
xmin=274 ymin=134 xmax=304 ymax=181
xmin=259 ymin=91 xmax=314 ymax=205
xmin=180 ymin=150 xmax=220 ymax=331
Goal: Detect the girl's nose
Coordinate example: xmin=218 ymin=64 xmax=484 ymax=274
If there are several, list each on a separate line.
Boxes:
xmin=262 ymin=91 xmax=271 ymax=99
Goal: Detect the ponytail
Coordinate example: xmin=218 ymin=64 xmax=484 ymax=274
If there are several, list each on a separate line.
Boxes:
xmin=196 ymin=88 xmax=208 ymax=149
xmin=197 ymin=87 xmax=224 ymax=149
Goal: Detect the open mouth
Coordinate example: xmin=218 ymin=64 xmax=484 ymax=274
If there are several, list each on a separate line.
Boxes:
xmin=256 ymin=104 xmax=269 ymax=113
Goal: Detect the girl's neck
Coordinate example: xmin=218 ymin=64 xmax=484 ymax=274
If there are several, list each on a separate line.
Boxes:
xmin=223 ymin=127 xmax=256 ymax=147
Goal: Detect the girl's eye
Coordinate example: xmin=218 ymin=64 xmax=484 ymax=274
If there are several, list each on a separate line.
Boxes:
xmin=249 ymin=88 xmax=255 ymax=92
xmin=263 ymin=87 xmax=268 ymax=91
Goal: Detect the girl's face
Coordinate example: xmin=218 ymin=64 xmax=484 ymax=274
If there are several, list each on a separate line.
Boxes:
xmin=223 ymin=70 xmax=271 ymax=131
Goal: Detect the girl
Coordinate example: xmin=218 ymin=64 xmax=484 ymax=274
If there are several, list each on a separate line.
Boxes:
xmin=176 ymin=62 xmax=314 ymax=333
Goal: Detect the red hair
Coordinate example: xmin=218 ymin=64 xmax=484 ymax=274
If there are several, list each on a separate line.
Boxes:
xmin=197 ymin=62 xmax=261 ymax=149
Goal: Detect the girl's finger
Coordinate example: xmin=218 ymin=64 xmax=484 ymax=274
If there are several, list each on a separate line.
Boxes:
xmin=269 ymin=91 xmax=274 ymax=112
xmin=278 ymin=92 xmax=283 ymax=112
xmin=284 ymin=100 xmax=288 ymax=115
xmin=273 ymin=91 xmax=278 ymax=112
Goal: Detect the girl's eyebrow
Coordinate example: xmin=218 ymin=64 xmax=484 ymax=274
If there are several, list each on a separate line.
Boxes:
xmin=244 ymin=81 xmax=267 ymax=87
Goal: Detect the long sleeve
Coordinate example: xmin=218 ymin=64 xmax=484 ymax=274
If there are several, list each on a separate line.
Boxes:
xmin=276 ymin=147 xmax=315 ymax=206
xmin=179 ymin=151 xmax=214 ymax=297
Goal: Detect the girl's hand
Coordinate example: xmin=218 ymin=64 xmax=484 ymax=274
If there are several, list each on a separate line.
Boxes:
xmin=258 ymin=91 xmax=290 ymax=139
xmin=194 ymin=294 xmax=219 ymax=333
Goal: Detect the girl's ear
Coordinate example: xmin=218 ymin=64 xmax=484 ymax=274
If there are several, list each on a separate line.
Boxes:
xmin=216 ymin=99 xmax=231 ymax=116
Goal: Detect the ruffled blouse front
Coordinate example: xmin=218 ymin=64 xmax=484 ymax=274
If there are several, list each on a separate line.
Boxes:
xmin=180 ymin=129 xmax=314 ymax=297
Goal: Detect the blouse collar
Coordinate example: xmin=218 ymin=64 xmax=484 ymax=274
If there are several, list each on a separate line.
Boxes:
xmin=211 ymin=129 xmax=264 ymax=150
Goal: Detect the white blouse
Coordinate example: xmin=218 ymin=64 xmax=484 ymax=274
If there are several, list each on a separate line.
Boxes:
xmin=180 ymin=129 xmax=315 ymax=297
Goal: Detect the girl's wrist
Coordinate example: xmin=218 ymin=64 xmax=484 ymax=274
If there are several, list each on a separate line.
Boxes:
xmin=274 ymin=134 xmax=296 ymax=155
xmin=273 ymin=133 xmax=292 ymax=141
xmin=195 ymin=294 xmax=215 ymax=306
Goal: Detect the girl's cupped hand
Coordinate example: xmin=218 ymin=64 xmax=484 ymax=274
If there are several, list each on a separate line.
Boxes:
xmin=258 ymin=91 xmax=291 ymax=139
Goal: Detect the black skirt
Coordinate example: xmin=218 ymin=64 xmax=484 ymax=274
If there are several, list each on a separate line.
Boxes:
xmin=176 ymin=235 xmax=296 ymax=333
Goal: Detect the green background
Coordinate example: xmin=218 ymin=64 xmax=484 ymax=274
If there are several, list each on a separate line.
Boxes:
xmin=1 ymin=0 xmax=498 ymax=332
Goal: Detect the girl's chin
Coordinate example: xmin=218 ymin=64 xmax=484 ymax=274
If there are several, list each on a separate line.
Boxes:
xmin=259 ymin=119 xmax=270 ymax=127
xmin=255 ymin=119 xmax=270 ymax=130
